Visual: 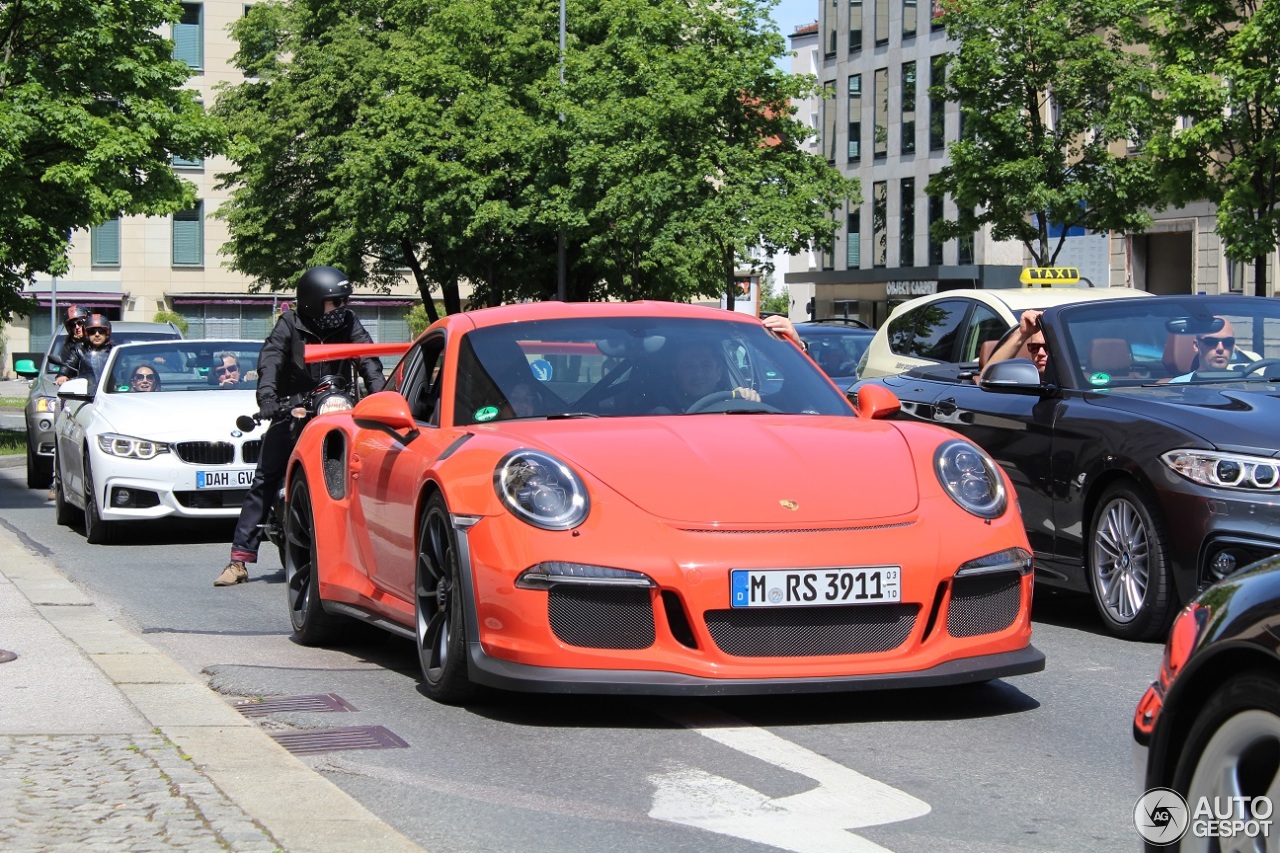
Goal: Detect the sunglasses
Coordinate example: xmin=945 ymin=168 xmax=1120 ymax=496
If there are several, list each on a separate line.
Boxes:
xmin=88 ymin=327 xmax=108 ymax=334
xmin=326 ymin=297 xmax=349 ymax=308
xmin=1197 ymin=336 xmax=1235 ymax=350
xmin=131 ymin=373 xmax=156 ymax=382
xmin=215 ymin=365 xmax=240 ymax=377
xmin=1026 ymin=343 xmax=1046 ymax=354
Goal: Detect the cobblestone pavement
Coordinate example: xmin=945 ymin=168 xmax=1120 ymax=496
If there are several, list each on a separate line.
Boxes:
xmin=0 ymin=734 xmax=278 ymax=853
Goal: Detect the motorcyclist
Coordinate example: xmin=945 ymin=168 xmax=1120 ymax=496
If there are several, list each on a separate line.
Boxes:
xmin=56 ymin=313 xmax=113 ymax=386
xmin=215 ymin=266 xmax=386 ymax=586
xmin=57 ymin=305 xmax=90 ymax=369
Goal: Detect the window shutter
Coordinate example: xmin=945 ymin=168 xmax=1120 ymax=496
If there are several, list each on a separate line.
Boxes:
xmin=172 ymin=203 xmax=204 ymax=267
xmin=92 ymin=218 xmax=121 ymax=266
xmin=173 ymin=4 xmax=203 ymax=69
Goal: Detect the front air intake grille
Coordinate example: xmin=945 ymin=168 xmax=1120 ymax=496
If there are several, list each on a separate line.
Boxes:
xmin=548 ymin=588 xmax=655 ymax=649
xmin=704 ymin=604 xmax=918 ymax=657
xmin=947 ymin=573 xmax=1022 ymax=638
xmin=175 ymin=489 xmax=250 ymax=509
xmin=175 ymin=441 xmax=234 ymax=465
xmin=242 ymin=440 xmax=262 ymax=465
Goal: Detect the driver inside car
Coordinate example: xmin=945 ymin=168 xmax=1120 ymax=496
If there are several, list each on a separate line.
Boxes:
xmin=652 ymin=339 xmax=759 ymax=413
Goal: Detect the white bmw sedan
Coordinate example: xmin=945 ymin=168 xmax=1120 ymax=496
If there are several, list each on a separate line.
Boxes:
xmin=53 ymin=339 xmax=265 ymax=543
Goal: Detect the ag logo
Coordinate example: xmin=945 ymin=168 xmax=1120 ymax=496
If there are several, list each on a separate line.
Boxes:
xmin=1134 ymin=787 xmax=1189 ymax=845
xmin=779 ymin=499 xmax=799 ymax=511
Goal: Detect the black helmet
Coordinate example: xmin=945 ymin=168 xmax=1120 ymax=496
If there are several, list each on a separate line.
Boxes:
xmin=85 ymin=314 xmax=112 ymax=334
xmin=64 ymin=305 xmax=90 ymax=332
xmin=295 ymin=266 xmax=352 ymax=325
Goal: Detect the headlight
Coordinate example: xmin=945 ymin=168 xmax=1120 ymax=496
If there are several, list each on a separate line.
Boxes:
xmin=34 ymin=396 xmax=59 ymax=414
xmin=1162 ymin=449 xmax=1280 ymax=491
xmin=97 ymin=433 xmax=171 ymax=460
xmin=935 ymin=439 xmax=1007 ymax=519
xmin=315 ymin=393 xmax=353 ymax=416
xmin=493 ymin=450 xmax=589 ymax=530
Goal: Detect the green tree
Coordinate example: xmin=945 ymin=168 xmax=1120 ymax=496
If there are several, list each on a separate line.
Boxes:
xmin=0 ymin=0 xmax=225 ymax=321
xmin=929 ymin=0 xmax=1159 ymax=266
xmin=759 ymin=276 xmax=790 ymax=315
xmin=1144 ymin=0 xmax=1280 ymax=296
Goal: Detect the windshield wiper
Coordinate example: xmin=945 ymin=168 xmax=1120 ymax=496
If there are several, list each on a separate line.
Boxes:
xmin=545 ymin=412 xmax=601 ymax=419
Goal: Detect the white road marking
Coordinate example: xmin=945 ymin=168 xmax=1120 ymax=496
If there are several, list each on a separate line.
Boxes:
xmin=649 ymin=705 xmax=929 ymax=853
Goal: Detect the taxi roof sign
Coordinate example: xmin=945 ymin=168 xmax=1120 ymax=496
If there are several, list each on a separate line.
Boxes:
xmin=1021 ymin=267 xmax=1081 ymax=286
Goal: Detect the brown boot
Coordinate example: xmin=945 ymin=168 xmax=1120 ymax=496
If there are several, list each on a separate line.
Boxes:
xmin=213 ymin=561 xmax=248 ymax=587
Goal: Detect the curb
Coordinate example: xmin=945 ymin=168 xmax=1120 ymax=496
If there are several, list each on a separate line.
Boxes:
xmin=0 ymin=528 xmax=426 ymax=853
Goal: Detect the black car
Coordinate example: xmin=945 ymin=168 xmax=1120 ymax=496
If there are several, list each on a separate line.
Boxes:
xmin=793 ymin=321 xmax=875 ymax=390
xmin=852 ymin=294 xmax=1280 ymax=640
xmin=1134 ymin=556 xmax=1280 ymax=846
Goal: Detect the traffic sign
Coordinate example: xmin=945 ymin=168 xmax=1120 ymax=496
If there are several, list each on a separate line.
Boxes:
xmin=1020 ymin=267 xmax=1081 ymax=285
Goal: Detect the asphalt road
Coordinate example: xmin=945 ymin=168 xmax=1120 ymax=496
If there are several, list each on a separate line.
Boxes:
xmin=0 ymin=464 xmax=1161 ymax=852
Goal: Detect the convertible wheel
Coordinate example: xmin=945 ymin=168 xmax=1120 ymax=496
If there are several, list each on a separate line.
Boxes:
xmin=1088 ymin=482 xmax=1175 ymax=640
xmin=53 ymin=461 xmax=80 ymax=528
xmin=1173 ymin=670 xmax=1280 ymax=850
xmin=26 ymin=441 xmax=52 ymax=490
xmin=82 ymin=458 xmax=117 ymax=545
xmin=284 ymin=473 xmax=341 ymax=645
xmin=415 ymin=493 xmax=479 ymax=705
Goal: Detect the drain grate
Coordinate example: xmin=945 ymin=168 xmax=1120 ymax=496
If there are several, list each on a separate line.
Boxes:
xmin=270 ymin=726 xmax=409 ymax=755
xmin=234 ymin=693 xmax=357 ymax=717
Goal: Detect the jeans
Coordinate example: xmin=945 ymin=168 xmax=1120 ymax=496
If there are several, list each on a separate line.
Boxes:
xmin=231 ymin=418 xmax=295 ymax=562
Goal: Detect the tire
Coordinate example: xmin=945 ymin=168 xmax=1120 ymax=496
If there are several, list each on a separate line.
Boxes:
xmin=82 ymin=458 xmax=117 ymax=545
xmin=1172 ymin=670 xmax=1280 ymax=850
xmin=415 ymin=493 xmax=480 ymax=705
xmin=1088 ymin=482 xmax=1175 ymax=640
xmin=53 ymin=460 xmax=80 ymax=528
xmin=284 ymin=473 xmax=342 ymax=645
xmin=26 ymin=441 xmax=52 ymax=490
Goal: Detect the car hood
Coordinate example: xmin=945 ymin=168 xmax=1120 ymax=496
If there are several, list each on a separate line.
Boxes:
xmin=1092 ymin=383 xmax=1280 ymax=455
xmin=85 ymin=390 xmax=259 ymax=440
xmin=500 ymin=415 xmax=921 ymax=524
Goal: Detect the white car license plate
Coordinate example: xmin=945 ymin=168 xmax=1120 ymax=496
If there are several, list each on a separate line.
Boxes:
xmin=196 ymin=469 xmax=256 ymax=490
xmin=730 ymin=567 xmax=901 ymax=608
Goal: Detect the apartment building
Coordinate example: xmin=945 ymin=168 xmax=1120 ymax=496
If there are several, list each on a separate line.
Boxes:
xmin=13 ymin=2 xmax=422 ymax=360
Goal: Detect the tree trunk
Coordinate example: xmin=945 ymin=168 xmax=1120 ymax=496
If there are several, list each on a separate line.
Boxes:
xmin=1256 ymin=254 xmax=1268 ymax=299
xmin=403 ymin=246 xmax=439 ymax=324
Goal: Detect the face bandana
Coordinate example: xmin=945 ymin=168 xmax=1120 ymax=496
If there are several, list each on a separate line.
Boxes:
xmin=315 ymin=307 xmax=348 ymax=332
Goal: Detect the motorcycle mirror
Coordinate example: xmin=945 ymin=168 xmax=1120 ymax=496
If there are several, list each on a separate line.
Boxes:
xmin=236 ymin=415 xmax=258 ymax=432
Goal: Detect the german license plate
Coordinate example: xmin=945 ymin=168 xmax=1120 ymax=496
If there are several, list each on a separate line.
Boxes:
xmin=730 ymin=567 xmax=901 ymax=608
xmin=196 ymin=469 xmax=255 ymax=489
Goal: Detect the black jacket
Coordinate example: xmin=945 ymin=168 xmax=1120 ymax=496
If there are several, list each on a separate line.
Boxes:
xmin=256 ymin=310 xmax=385 ymax=410
xmin=57 ymin=340 xmax=110 ymax=382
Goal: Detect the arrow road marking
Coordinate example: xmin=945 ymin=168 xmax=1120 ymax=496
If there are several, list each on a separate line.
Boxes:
xmin=649 ymin=705 xmax=929 ymax=852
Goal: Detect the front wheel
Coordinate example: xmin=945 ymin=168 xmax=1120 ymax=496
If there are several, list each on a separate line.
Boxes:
xmin=82 ymin=458 xmax=117 ymax=545
xmin=415 ymin=493 xmax=479 ymax=705
xmin=54 ymin=460 xmax=80 ymax=528
xmin=284 ymin=473 xmax=341 ymax=645
xmin=1088 ymin=482 xmax=1175 ymax=640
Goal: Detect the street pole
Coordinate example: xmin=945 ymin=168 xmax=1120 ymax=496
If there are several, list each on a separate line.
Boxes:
xmin=49 ymin=275 xmax=57 ymax=351
xmin=556 ymin=0 xmax=567 ymax=302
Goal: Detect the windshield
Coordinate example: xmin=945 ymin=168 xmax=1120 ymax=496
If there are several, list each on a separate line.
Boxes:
xmin=1056 ymin=297 xmax=1280 ymax=388
xmin=454 ymin=317 xmax=853 ymax=423
xmin=45 ymin=329 xmax=181 ymax=374
xmin=102 ymin=341 xmax=263 ymax=394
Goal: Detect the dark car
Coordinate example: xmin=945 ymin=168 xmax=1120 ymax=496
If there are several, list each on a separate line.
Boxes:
xmin=1134 ymin=556 xmax=1280 ymax=847
xmin=851 ymin=294 xmax=1280 ymax=640
xmin=15 ymin=321 xmax=183 ymax=489
xmin=793 ymin=321 xmax=875 ymax=390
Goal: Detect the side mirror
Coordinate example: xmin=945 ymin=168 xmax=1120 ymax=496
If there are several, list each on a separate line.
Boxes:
xmin=46 ymin=353 xmax=65 ymax=368
xmin=14 ymin=358 xmax=38 ymax=378
xmin=351 ymin=390 xmax=416 ymax=431
xmin=851 ymin=383 xmax=901 ymax=420
xmin=979 ymin=358 xmax=1045 ymax=393
xmin=57 ymin=378 xmax=92 ymax=400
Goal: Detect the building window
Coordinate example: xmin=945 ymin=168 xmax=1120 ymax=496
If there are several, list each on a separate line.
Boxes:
xmin=847 ymin=75 xmax=862 ymax=162
xmin=91 ymin=218 xmax=121 ymax=267
xmin=901 ymin=61 xmax=917 ymax=155
xmin=823 ymin=82 xmax=837 ymax=163
xmin=904 ymin=0 xmax=918 ymax=38
xmin=174 ymin=4 xmax=203 ymax=70
xmin=929 ymin=56 xmax=946 ymax=151
xmin=849 ymin=0 xmax=863 ymax=52
xmin=825 ymin=0 xmax=839 ymax=57
xmin=873 ymin=68 xmax=888 ymax=158
xmin=172 ymin=202 xmax=204 ymax=267
xmin=173 ymin=101 xmax=205 ymax=168
xmin=900 ymin=179 xmax=915 ymax=267
xmin=847 ymin=207 xmax=861 ymax=268
xmin=1227 ymin=258 xmax=1246 ymax=293
xmin=875 ymin=0 xmax=889 ymax=45
xmin=931 ymin=0 xmax=946 ymax=30
xmin=872 ymin=182 xmax=888 ymax=268
xmin=928 ymin=193 xmax=944 ymax=265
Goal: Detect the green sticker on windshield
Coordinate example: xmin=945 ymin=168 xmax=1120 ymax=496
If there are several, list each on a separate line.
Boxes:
xmin=116 ymin=385 xmax=130 ymax=392
xmin=1088 ymin=372 xmax=1111 ymax=386
xmin=474 ymin=406 xmax=499 ymax=422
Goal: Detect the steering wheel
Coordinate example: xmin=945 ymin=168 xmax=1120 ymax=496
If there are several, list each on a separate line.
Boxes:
xmin=685 ymin=390 xmax=781 ymax=414
xmin=1238 ymin=358 xmax=1280 ymax=378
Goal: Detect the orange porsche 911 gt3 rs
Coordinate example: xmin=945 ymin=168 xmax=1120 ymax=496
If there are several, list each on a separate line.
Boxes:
xmin=283 ymin=301 xmax=1045 ymax=704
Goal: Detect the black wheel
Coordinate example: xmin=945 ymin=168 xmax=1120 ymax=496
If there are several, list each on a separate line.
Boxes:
xmin=284 ymin=473 xmax=341 ymax=645
xmin=1173 ymin=670 xmax=1280 ymax=848
xmin=82 ymin=458 xmax=117 ymax=545
xmin=415 ymin=493 xmax=479 ymax=705
xmin=1088 ymin=482 xmax=1175 ymax=640
xmin=53 ymin=459 xmax=80 ymax=527
xmin=26 ymin=440 xmax=52 ymax=490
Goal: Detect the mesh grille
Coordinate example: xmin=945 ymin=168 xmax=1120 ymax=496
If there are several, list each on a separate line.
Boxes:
xmin=242 ymin=440 xmax=262 ymax=464
xmin=704 ymin=604 xmax=918 ymax=657
xmin=548 ymin=588 xmax=655 ymax=649
xmin=175 ymin=489 xmax=249 ymax=509
xmin=947 ymin=573 xmax=1022 ymax=638
xmin=323 ymin=456 xmax=345 ymax=499
xmin=174 ymin=441 xmax=234 ymax=465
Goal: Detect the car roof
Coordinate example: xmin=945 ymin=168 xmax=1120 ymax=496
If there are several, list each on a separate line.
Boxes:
xmin=794 ymin=323 xmax=874 ymax=336
xmin=446 ymin=300 xmax=761 ymax=331
xmin=888 ymin=285 xmax=1152 ymax=319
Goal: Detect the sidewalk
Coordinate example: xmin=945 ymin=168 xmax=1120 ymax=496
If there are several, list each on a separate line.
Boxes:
xmin=0 ymin=524 xmax=426 ymax=852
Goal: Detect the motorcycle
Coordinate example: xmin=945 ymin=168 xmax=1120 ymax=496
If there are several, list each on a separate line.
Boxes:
xmin=236 ymin=373 xmax=357 ymax=563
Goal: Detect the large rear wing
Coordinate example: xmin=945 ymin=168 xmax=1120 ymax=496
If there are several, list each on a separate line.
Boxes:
xmin=303 ymin=342 xmax=411 ymax=364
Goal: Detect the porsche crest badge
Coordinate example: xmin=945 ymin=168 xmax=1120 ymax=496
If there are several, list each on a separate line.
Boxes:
xmin=779 ymin=500 xmax=799 ymax=511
